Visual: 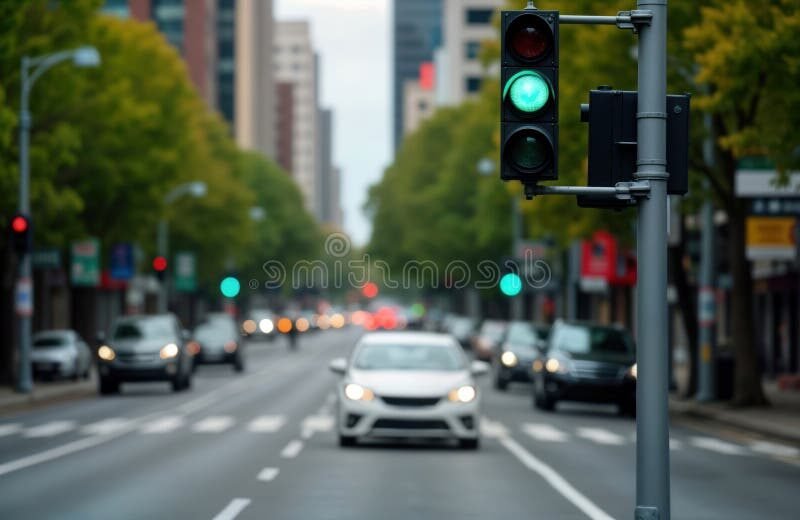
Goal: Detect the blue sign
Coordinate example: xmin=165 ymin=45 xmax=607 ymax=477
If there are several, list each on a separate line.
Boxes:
xmin=110 ymin=243 xmax=134 ymax=280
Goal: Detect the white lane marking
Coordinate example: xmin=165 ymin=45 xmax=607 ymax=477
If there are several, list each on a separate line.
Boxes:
xmin=140 ymin=416 xmax=184 ymax=434
xmin=257 ymin=467 xmax=280 ymax=482
xmin=522 ymin=423 xmax=569 ymax=442
xmin=212 ymin=498 xmax=251 ymax=520
xmin=192 ymin=416 xmax=235 ymax=433
xmin=749 ymin=440 xmax=800 ymax=458
xmin=669 ymin=438 xmax=683 ymax=451
xmin=0 ymin=432 xmax=126 ymax=477
xmin=81 ymin=418 xmax=133 ymax=436
xmin=280 ymin=439 xmax=304 ymax=458
xmin=24 ymin=420 xmax=77 ymax=438
xmin=247 ymin=415 xmax=286 ymax=433
xmin=301 ymin=415 xmax=334 ymax=438
xmin=499 ymin=435 xmax=616 ymax=520
xmin=480 ymin=417 xmax=508 ymax=438
xmin=576 ymin=427 xmax=626 ymax=446
xmin=0 ymin=423 xmax=22 ymax=437
xmin=690 ymin=436 xmax=748 ymax=456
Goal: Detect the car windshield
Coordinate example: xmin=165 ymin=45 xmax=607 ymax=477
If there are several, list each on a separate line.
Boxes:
xmin=481 ymin=321 xmax=506 ymax=342
xmin=552 ymin=324 xmax=634 ymax=356
xmin=353 ymin=343 xmax=464 ymax=371
xmin=113 ymin=319 xmax=173 ymax=340
xmin=195 ymin=321 xmax=236 ymax=342
xmin=506 ymin=322 xmax=541 ymax=352
xmin=33 ymin=335 xmax=69 ymax=348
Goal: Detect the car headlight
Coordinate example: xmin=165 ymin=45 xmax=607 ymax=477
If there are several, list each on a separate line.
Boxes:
xmin=98 ymin=345 xmax=116 ymax=361
xmin=259 ymin=318 xmax=274 ymax=334
xmin=627 ymin=363 xmax=637 ymax=379
xmin=500 ymin=351 xmax=518 ymax=367
xmin=448 ymin=385 xmax=477 ymax=403
xmin=344 ymin=383 xmax=374 ymax=401
xmin=160 ymin=343 xmax=179 ymax=360
xmin=242 ymin=319 xmax=257 ymax=334
xmin=545 ymin=357 xmax=571 ymax=374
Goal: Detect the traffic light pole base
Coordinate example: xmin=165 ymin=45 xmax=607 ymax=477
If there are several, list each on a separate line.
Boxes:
xmin=524 ymin=180 xmax=650 ymax=201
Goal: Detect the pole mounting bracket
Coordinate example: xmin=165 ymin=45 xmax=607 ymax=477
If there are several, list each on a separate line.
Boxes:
xmin=616 ymin=10 xmax=653 ymax=32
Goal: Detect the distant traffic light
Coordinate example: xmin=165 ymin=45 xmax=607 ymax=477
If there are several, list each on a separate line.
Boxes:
xmin=501 ymin=9 xmax=559 ymax=185
xmin=500 ymin=272 xmax=523 ymax=297
xmin=220 ymin=276 xmax=241 ymax=298
xmin=9 ymin=214 xmax=32 ymax=255
xmin=361 ymin=282 xmax=379 ymax=299
xmin=152 ymin=256 xmax=167 ymax=281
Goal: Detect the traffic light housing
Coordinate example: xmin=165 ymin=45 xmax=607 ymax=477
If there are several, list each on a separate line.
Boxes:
xmin=578 ymin=88 xmax=690 ymax=208
xmin=9 ymin=214 xmax=32 ymax=255
xmin=501 ymin=9 xmax=559 ymax=185
xmin=152 ymin=256 xmax=168 ymax=281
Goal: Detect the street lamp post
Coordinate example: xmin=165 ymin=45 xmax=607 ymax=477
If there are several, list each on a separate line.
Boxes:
xmin=16 ymin=46 xmax=100 ymax=394
xmin=157 ymin=181 xmax=207 ymax=313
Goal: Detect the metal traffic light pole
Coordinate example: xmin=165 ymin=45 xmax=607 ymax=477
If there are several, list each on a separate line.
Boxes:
xmin=504 ymin=2 xmax=672 ymax=518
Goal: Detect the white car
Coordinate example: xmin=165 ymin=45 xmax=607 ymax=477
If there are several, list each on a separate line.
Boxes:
xmin=329 ymin=332 xmax=489 ymax=449
xmin=31 ymin=330 xmax=92 ymax=380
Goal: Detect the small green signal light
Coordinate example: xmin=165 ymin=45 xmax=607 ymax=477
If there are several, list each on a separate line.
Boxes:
xmin=500 ymin=273 xmax=523 ymax=297
xmin=504 ymin=70 xmax=550 ymax=113
xmin=220 ymin=276 xmax=241 ymax=298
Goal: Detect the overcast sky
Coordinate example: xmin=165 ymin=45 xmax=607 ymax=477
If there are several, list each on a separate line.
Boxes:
xmin=275 ymin=0 xmax=391 ymax=246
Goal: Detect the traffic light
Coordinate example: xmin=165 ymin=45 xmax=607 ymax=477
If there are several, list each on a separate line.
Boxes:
xmin=500 ymin=272 xmax=522 ymax=297
xmin=220 ymin=276 xmax=241 ymax=298
xmin=152 ymin=256 xmax=167 ymax=281
xmin=501 ymin=9 xmax=559 ymax=185
xmin=9 ymin=214 xmax=32 ymax=255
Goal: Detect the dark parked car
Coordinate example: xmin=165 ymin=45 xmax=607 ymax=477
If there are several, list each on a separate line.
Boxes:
xmin=495 ymin=321 xmax=549 ymax=390
xmin=96 ymin=314 xmax=193 ymax=395
xmin=531 ymin=320 xmax=636 ymax=415
xmin=190 ymin=313 xmax=245 ymax=372
xmin=448 ymin=316 xmax=477 ymax=349
xmin=471 ymin=320 xmax=507 ymax=361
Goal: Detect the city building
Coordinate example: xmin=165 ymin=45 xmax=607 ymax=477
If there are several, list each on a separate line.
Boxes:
xmin=274 ymin=21 xmax=319 ymax=216
xmin=103 ymin=0 xmax=276 ymax=159
xmin=392 ymin=0 xmax=442 ymax=152
xmin=440 ymin=0 xmax=502 ymax=105
xmin=317 ymin=109 xmax=342 ymax=228
xmin=275 ymin=81 xmax=295 ymax=174
xmin=403 ymin=62 xmax=436 ymax=136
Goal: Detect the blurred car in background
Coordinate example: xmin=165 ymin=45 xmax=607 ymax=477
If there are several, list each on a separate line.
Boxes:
xmin=329 ymin=332 xmax=489 ymax=450
xmin=495 ymin=321 xmax=549 ymax=391
xmin=96 ymin=314 xmax=193 ymax=395
xmin=531 ymin=320 xmax=636 ymax=415
xmin=241 ymin=308 xmax=276 ymax=341
xmin=448 ymin=316 xmax=477 ymax=350
xmin=190 ymin=313 xmax=245 ymax=372
xmin=31 ymin=330 xmax=92 ymax=381
xmin=470 ymin=320 xmax=507 ymax=362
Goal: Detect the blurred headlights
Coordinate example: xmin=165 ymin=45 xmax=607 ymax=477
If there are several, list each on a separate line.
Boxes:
xmin=187 ymin=341 xmax=201 ymax=356
xmin=532 ymin=359 xmax=544 ymax=372
xmin=296 ymin=318 xmax=310 ymax=332
xmin=500 ymin=351 xmax=518 ymax=367
xmin=344 ymin=383 xmax=374 ymax=401
xmin=545 ymin=357 xmax=571 ymax=374
xmin=223 ymin=341 xmax=238 ymax=353
xmin=259 ymin=318 xmax=274 ymax=334
xmin=448 ymin=385 xmax=477 ymax=403
xmin=628 ymin=363 xmax=637 ymax=379
xmin=98 ymin=345 xmax=115 ymax=361
xmin=242 ymin=319 xmax=257 ymax=335
xmin=160 ymin=343 xmax=179 ymax=359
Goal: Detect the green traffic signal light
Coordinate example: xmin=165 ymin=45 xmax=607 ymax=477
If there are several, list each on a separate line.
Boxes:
xmin=500 ymin=273 xmax=522 ymax=297
xmin=220 ymin=276 xmax=241 ymax=298
xmin=504 ymin=71 xmax=550 ymax=114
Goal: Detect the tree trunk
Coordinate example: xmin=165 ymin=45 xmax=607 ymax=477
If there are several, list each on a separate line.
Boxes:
xmin=669 ymin=217 xmax=698 ymax=398
xmin=727 ymin=185 xmax=769 ymax=407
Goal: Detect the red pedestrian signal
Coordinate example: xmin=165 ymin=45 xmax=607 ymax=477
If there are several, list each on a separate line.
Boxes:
xmin=153 ymin=256 xmax=168 ymax=272
xmin=9 ymin=214 xmax=31 ymax=255
xmin=11 ymin=216 xmax=29 ymax=233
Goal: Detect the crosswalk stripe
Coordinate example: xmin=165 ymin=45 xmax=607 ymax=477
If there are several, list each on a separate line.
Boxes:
xmin=192 ymin=416 xmax=235 ymax=433
xmin=257 ymin=467 xmax=280 ymax=482
xmin=140 ymin=416 xmax=184 ymax=434
xmin=281 ymin=440 xmax=303 ymax=458
xmin=0 ymin=423 xmax=22 ymax=437
xmin=690 ymin=436 xmax=748 ymax=455
xmin=576 ymin=427 xmax=625 ymax=446
xmin=24 ymin=421 xmax=76 ymax=438
xmin=81 ymin=418 xmax=132 ymax=436
xmin=480 ymin=417 xmax=508 ymax=438
xmin=749 ymin=440 xmax=799 ymax=458
xmin=247 ymin=415 xmax=286 ymax=433
xmin=301 ymin=415 xmax=334 ymax=437
xmin=522 ymin=423 xmax=569 ymax=442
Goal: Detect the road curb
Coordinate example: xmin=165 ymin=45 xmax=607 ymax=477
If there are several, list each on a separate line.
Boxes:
xmin=0 ymin=382 xmax=96 ymax=417
xmin=669 ymin=398 xmax=800 ymax=446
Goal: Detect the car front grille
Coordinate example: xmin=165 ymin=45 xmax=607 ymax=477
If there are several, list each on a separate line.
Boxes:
xmin=372 ymin=419 xmax=449 ymax=430
xmin=116 ymin=352 xmax=159 ymax=364
xmin=380 ymin=396 xmax=441 ymax=407
xmin=571 ymin=361 xmax=623 ymax=381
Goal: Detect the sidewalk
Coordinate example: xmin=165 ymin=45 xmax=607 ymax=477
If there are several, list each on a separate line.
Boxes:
xmin=670 ymin=381 xmax=800 ymax=445
xmin=0 ymin=376 xmax=96 ymax=416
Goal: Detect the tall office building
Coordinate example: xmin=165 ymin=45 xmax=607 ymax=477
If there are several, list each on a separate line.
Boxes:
xmin=274 ymin=21 xmax=319 ymax=216
xmin=392 ymin=0 xmax=443 ymax=152
xmin=317 ymin=108 xmax=341 ymax=228
xmin=440 ymin=0 xmax=502 ymax=104
xmin=103 ymin=0 xmax=276 ymax=159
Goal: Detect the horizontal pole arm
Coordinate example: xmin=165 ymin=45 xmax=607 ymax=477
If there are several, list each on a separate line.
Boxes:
xmin=558 ymin=15 xmax=618 ymax=25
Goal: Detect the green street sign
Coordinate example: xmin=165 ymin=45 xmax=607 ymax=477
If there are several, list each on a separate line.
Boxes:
xmin=71 ymin=238 xmax=100 ymax=287
xmin=32 ymin=248 xmax=61 ymax=270
xmin=174 ymin=252 xmax=197 ymax=292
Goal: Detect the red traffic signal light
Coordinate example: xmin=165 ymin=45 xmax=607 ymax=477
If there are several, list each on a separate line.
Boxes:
xmin=507 ymin=13 xmax=554 ymax=62
xmin=361 ymin=282 xmax=378 ymax=299
xmin=9 ymin=213 xmax=32 ymax=255
xmin=11 ymin=215 xmax=29 ymax=234
xmin=152 ymin=256 xmax=168 ymax=272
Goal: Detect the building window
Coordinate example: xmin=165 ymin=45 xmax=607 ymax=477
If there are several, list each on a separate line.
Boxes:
xmin=466 ymin=77 xmax=482 ymax=93
xmin=465 ymin=41 xmax=481 ymax=60
xmin=466 ymin=8 xmax=494 ymax=25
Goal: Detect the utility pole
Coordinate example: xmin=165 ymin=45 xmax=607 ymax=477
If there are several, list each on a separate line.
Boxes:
xmin=511 ymin=196 xmax=524 ymax=320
